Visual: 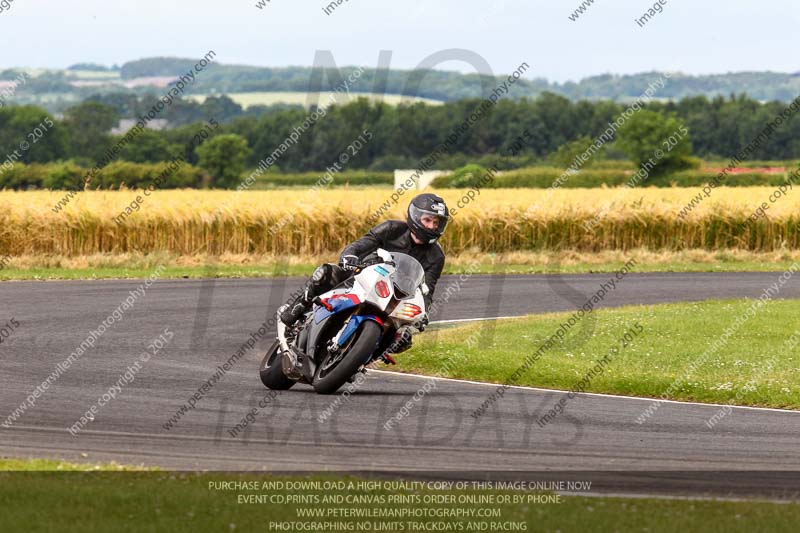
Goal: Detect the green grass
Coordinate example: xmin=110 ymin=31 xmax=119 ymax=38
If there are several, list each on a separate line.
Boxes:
xmin=3 ymin=256 xmax=800 ymax=281
xmin=0 ymin=263 xmax=315 ymax=281
xmin=0 ymin=457 xmax=152 ymax=471
xmin=0 ymin=460 xmax=798 ymax=532
xmin=405 ymin=299 xmax=800 ymax=409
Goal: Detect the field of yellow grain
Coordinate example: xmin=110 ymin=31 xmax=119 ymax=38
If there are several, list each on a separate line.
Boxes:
xmin=1 ymin=188 xmax=798 ymax=257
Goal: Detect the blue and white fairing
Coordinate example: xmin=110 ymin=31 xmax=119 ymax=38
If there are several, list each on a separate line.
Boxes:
xmin=277 ymin=249 xmax=427 ymax=362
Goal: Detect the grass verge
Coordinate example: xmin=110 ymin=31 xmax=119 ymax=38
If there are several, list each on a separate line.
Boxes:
xmin=3 ymin=249 xmax=800 ymax=280
xmin=0 ymin=459 xmax=798 ymax=532
xmin=0 ymin=457 xmax=152 ymax=471
xmin=404 ymin=299 xmax=800 ymax=409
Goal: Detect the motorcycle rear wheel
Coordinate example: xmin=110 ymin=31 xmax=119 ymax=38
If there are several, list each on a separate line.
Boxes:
xmin=259 ymin=339 xmax=296 ymax=390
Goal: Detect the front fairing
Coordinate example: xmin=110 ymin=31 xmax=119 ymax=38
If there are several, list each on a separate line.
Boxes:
xmin=299 ymin=257 xmax=425 ymax=367
xmin=388 ymin=287 xmax=426 ymax=325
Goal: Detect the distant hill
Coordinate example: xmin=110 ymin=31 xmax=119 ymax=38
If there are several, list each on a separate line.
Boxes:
xmin=67 ymin=63 xmax=118 ymax=72
xmin=3 ymin=58 xmax=800 ymax=115
xmin=118 ymin=57 xmax=800 ymax=102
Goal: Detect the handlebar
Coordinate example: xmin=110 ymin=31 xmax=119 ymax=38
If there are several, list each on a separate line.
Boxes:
xmin=358 ymin=256 xmax=395 ymax=269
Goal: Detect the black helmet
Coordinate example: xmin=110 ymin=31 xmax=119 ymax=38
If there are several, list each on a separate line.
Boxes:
xmin=407 ymin=193 xmax=449 ymax=244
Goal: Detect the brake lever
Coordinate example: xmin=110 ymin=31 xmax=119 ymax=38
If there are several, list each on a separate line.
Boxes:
xmin=313 ymin=296 xmax=333 ymax=311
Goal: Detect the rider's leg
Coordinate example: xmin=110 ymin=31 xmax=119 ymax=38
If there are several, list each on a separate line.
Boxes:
xmin=278 ymin=263 xmax=349 ymax=326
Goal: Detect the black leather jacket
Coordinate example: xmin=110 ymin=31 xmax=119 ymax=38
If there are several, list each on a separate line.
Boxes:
xmin=340 ymin=220 xmax=445 ymax=308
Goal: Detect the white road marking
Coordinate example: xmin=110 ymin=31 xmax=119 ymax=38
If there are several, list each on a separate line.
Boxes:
xmin=373 ymin=370 xmax=800 ymax=414
xmin=430 ymin=316 xmax=525 ymax=325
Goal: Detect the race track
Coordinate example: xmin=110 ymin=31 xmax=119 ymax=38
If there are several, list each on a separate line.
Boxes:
xmin=2 ymin=272 xmax=800 ymax=497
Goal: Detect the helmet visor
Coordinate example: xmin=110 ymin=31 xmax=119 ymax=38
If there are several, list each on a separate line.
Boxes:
xmin=409 ymin=204 xmax=448 ymax=236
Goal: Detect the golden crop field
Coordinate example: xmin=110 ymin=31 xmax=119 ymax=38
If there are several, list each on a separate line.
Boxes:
xmin=1 ymin=188 xmax=798 ymax=257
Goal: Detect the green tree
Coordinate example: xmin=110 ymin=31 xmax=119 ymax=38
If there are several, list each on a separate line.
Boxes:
xmin=118 ymin=129 xmax=182 ymax=163
xmin=448 ymin=164 xmax=489 ymax=187
xmin=0 ymin=106 xmax=68 ymax=165
xmin=195 ymin=134 xmax=251 ymax=188
xmin=200 ymin=95 xmax=243 ymax=123
xmin=62 ymin=102 xmax=119 ymax=163
xmin=549 ymin=135 xmax=605 ymax=169
xmin=616 ymin=110 xmax=694 ymax=177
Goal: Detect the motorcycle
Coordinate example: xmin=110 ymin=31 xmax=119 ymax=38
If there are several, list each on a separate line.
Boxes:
xmin=260 ymin=249 xmax=428 ymax=394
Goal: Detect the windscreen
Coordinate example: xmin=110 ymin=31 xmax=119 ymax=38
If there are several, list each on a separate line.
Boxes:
xmin=390 ymin=252 xmax=425 ymax=299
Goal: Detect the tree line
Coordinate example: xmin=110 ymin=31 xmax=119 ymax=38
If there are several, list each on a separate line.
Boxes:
xmin=1 ymin=92 xmax=799 ymax=179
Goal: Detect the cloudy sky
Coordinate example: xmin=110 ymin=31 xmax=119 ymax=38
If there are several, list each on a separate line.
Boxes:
xmin=1 ymin=0 xmax=797 ymax=81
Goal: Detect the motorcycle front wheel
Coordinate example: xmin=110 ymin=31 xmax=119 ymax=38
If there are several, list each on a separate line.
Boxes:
xmin=312 ymin=320 xmax=382 ymax=395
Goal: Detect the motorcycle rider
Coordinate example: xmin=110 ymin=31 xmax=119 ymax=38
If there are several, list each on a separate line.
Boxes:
xmin=278 ymin=193 xmax=449 ymax=357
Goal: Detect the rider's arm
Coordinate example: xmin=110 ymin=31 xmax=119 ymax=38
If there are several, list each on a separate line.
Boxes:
xmin=339 ymin=220 xmax=402 ymax=263
xmin=422 ymin=245 xmax=445 ymax=310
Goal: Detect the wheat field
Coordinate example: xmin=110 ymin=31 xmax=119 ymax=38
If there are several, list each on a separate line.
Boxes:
xmin=1 ymin=188 xmax=798 ymax=257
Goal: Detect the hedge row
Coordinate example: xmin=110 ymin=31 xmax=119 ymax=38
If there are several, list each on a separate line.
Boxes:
xmin=3 ymin=162 xmax=797 ymax=191
xmin=431 ymin=166 xmax=799 ymax=188
xmin=253 ymin=170 xmax=393 ymax=188
xmin=0 ymin=163 xmax=392 ymax=190
xmin=0 ymin=161 xmax=205 ymax=190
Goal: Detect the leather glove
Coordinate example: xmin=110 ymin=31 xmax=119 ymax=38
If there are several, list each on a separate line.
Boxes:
xmin=339 ymin=254 xmax=360 ymax=272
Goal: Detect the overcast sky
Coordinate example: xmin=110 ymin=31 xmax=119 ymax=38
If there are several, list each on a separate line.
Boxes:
xmin=2 ymin=0 xmax=797 ymax=81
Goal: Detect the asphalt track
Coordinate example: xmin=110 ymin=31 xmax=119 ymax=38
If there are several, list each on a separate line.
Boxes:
xmin=2 ymin=272 xmax=800 ymax=497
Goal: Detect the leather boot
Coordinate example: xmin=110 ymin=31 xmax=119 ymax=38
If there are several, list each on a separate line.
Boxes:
xmin=278 ymin=288 xmax=312 ymax=327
